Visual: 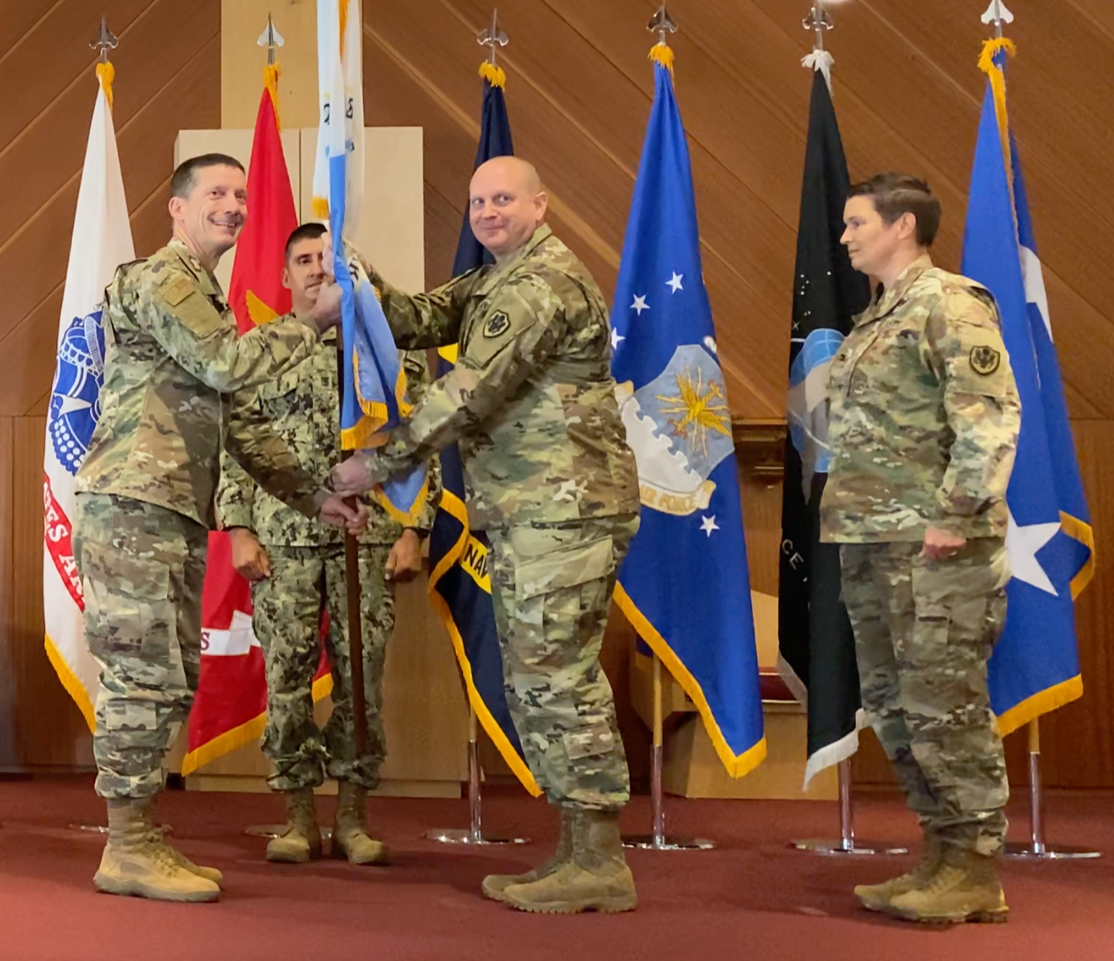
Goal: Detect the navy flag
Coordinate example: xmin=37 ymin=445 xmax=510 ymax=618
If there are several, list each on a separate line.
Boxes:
xmin=426 ymin=64 xmax=540 ymax=795
xmin=611 ymin=45 xmax=765 ymax=777
xmin=778 ymin=55 xmax=871 ymax=786
xmin=962 ymin=40 xmax=1094 ymax=734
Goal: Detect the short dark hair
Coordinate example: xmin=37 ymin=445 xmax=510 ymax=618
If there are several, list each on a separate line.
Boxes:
xmin=170 ymin=153 xmax=245 ymax=200
xmin=847 ymin=173 xmax=942 ymax=247
xmin=284 ymin=222 xmax=327 ymax=262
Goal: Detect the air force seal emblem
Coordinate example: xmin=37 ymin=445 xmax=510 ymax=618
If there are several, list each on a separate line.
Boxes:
xmin=48 ymin=310 xmax=106 ymax=476
xmin=970 ymin=344 xmax=1001 ymax=376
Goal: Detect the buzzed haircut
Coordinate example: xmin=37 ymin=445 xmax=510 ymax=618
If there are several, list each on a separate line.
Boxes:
xmin=847 ymin=173 xmax=942 ymax=248
xmin=284 ymin=222 xmax=327 ymax=262
xmin=170 ymin=153 xmax=245 ymax=200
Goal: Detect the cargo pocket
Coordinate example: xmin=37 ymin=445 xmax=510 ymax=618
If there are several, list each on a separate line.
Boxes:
xmin=80 ymin=541 xmax=175 ymax=669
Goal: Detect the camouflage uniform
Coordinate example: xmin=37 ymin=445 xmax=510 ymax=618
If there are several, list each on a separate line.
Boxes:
xmin=367 ymin=225 xmax=641 ymax=810
xmin=216 ymin=326 xmax=437 ymax=791
xmin=820 ymin=256 xmax=1021 ymax=854
xmin=75 ymin=239 xmax=329 ymax=800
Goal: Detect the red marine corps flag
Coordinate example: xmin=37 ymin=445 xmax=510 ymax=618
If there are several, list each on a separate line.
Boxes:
xmin=182 ymin=53 xmax=331 ymax=774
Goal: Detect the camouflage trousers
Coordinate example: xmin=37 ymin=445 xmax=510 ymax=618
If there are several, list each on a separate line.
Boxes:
xmin=253 ymin=544 xmax=394 ymax=792
xmin=74 ymin=494 xmax=208 ymax=800
xmin=840 ymin=539 xmax=1010 ymax=855
xmin=487 ymin=514 xmax=638 ymax=812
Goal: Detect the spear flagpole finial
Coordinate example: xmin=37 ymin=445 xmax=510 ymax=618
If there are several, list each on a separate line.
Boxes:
xmin=647 ymin=4 xmax=678 ymax=48
xmin=90 ymin=16 xmax=118 ymax=64
xmin=477 ymin=9 xmax=509 ymax=68
xmin=257 ymin=13 xmax=285 ymax=66
xmin=982 ymin=0 xmax=1014 ymax=39
xmin=803 ymin=1 xmax=833 ymax=52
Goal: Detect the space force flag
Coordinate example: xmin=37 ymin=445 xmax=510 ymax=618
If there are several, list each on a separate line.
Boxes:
xmin=962 ymin=39 xmax=1094 ymax=734
xmin=313 ymin=0 xmax=426 ymax=524
xmin=610 ymin=44 xmax=766 ymax=777
xmin=43 ymin=62 xmax=135 ymax=728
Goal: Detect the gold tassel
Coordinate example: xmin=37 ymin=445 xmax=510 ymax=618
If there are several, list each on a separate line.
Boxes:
xmin=978 ymin=38 xmax=1017 ymax=173
xmin=312 ymin=196 xmax=330 ymax=220
xmin=479 ymin=61 xmax=506 ymax=88
xmin=96 ymin=61 xmax=115 ymax=111
xmin=649 ymin=42 xmax=675 ymax=73
xmin=263 ymin=61 xmax=282 ymax=130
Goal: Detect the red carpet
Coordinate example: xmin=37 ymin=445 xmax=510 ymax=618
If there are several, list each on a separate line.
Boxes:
xmin=1 ymin=776 xmax=1111 ymax=960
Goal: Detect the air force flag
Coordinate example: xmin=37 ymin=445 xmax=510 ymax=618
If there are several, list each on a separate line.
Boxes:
xmin=610 ymin=47 xmax=765 ymax=777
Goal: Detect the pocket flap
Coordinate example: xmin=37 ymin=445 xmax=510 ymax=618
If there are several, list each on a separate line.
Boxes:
xmin=515 ymin=536 xmax=613 ymax=600
xmin=81 ymin=540 xmax=170 ymax=600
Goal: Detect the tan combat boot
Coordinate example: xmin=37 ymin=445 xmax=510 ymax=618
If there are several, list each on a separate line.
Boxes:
xmin=332 ymin=782 xmax=390 ymax=865
xmin=482 ymin=807 xmax=577 ymax=903
xmin=266 ymin=788 xmax=322 ymax=863
xmin=94 ymin=799 xmax=220 ymax=902
xmin=854 ymin=836 xmax=942 ymax=912
xmin=887 ymin=845 xmax=1008 ymax=924
xmin=142 ymin=796 xmax=223 ymax=885
xmin=501 ymin=809 xmax=637 ymax=914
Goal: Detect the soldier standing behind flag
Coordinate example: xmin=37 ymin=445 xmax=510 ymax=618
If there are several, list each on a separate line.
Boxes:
xmin=217 ymin=223 xmax=437 ymax=866
xmin=821 ymin=173 xmax=1020 ymax=923
xmin=74 ymin=154 xmax=366 ymax=903
xmin=329 ymin=156 xmax=642 ymax=914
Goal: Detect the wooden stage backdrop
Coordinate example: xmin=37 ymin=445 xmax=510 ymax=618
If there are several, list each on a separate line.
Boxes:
xmin=1 ymin=0 xmax=1111 ymax=791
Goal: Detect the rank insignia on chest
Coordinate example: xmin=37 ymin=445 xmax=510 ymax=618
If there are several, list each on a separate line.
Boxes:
xmin=970 ymin=345 xmax=1001 ymax=376
xmin=483 ymin=311 xmax=510 ymax=338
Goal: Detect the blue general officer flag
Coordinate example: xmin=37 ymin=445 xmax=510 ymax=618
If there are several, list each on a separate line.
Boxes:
xmin=611 ymin=45 xmax=765 ymax=777
xmin=961 ymin=40 xmax=1094 ymax=734
xmin=427 ymin=65 xmax=540 ymax=795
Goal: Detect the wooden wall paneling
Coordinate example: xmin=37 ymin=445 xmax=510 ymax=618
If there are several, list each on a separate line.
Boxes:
xmin=9 ymin=417 xmax=93 ymax=768
xmin=423 ymin=187 xmax=468 ymax=289
xmin=0 ymin=34 xmax=222 ymax=417
xmin=1069 ymin=0 xmax=1114 ymax=38
xmin=0 ymin=417 xmax=16 ymax=766
xmin=0 ymin=0 xmax=152 ymax=149
xmin=0 ymin=0 xmax=61 ymax=54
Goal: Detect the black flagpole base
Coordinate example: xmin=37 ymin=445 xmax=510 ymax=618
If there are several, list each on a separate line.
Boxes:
xmin=622 ymin=833 xmax=715 ymax=851
xmin=243 ymin=823 xmax=333 ymax=840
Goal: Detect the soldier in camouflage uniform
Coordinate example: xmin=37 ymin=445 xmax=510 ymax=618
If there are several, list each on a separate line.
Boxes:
xmin=330 ymin=157 xmax=641 ymax=914
xmin=821 ymin=174 xmax=1021 ymax=924
xmin=73 ymin=155 xmax=365 ymax=903
xmin=216 ymin=223 xmax=438 ymax=867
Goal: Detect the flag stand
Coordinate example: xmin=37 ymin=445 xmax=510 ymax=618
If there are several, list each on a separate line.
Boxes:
xmin=789 ymin=760 xmax=907 ymax=856
xmin=425 ymin=706 xmax=529 ymax=845
xmin=1004 ymin=720 xmax=1100 ymax=860
xmin=623 ymin=655 xmax=713 ymax=851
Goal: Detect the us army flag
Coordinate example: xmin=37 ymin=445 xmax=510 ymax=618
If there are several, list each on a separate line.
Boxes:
xmin=43 ymin=63 xmax=134 ymax=730
xmin=427 ymin=66 xmax=540 ymax=794
xmin=611 ymin=45 xmax=765 ymax=777
xmin=962 ymin=40 xmax=1094 ymax=734
xmin=779 ymin=56 xmax=871 ymax=786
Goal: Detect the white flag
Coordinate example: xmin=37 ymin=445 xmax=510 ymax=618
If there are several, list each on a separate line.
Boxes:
xmin=311 ymin=0 xmax=364 ymax=235
xmin=43 ymin=66 xmax=135 ymax=729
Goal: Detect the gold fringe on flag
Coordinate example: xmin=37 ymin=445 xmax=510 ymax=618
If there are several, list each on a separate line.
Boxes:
xmin=479 ymin=60 xmax=506 ymax=88
xmin=263 ymin=61 xmax=282 ymax=130
xmin=96 ymin=61 xmax=115 ymax=111
xmin=649 ymin=41 xmax=674 ymax=73
xmin=978 ymin=37 xmax=1017 ymax=173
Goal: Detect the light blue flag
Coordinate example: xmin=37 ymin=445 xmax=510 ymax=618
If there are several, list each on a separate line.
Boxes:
xmin=961 ymin=46 xmax=1094 ymax=735
xmin=610 ymin=47 xmax=765 ymax=777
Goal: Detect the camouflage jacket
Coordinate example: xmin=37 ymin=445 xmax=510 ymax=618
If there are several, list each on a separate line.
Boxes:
xmin=820 ymin=256 xmax=1020 ymax=543
xmin=76 ymin=239 xmax=328 ymax=528
xmin=216 ymin=321 xmax=439 ymax=547
xmin=368 ymin=225 xmax=639 ymax=532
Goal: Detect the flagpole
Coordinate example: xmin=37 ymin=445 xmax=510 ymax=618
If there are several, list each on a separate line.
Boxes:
xmin=424 ymin=12 xmax=525 ymax=848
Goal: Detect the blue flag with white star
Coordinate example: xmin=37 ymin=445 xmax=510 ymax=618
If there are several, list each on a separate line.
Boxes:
xmin=610 ymin=49 xmax=765 ymax=777
xmin=961 ymin=45 xmax=1094 ymax=734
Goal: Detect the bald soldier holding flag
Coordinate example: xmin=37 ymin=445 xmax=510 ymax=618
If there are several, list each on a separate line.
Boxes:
xmin=327 ymin=157 xmax=642 ymax=915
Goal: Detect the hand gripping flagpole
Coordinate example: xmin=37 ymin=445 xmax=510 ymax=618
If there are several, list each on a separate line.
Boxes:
xmin=974 ymin=0 xmax=1098 ymax=862
xmin=786 ymin=4 xmax=905 ymax=859
xmin=618 ymin=6 xmax=715 ymax=854
xmin=424 ymin=10 xmax=525 ymax=847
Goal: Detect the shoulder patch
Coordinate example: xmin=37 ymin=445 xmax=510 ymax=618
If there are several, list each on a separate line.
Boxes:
xmin=970 ymin=345 xmax=1001 ymax=376
xmin=161 ymin=276 xmax=195 ymax=307
xmin=483 ymin=310 xmax=511 ymax=339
